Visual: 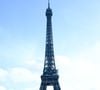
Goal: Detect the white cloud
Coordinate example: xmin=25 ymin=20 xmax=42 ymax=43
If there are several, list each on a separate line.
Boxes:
xmin=0 ymin=41 xmax=100 ymax=90
xmin=24 ymin=56 xmax=43 ymax=70
xmin=56 ymin=56 xmax=70 ymax=67
xmin=55 ymin=42 xmax=100 ymax=90
xmin=77 ymin=42 xmax=100 ymax=63
xmin=0 ymin=68 xmax=8 ymax=82
xmin=9 ymin=67 xmax=39 ymax=83
xmin=0 ymin=86 xmax=7 ymax=90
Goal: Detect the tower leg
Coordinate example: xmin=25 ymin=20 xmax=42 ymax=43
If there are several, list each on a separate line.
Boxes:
xmin=54 ymin=83 xmax=61 ymax=90
xmin=40 ymin=83 xmax=46 ymax=90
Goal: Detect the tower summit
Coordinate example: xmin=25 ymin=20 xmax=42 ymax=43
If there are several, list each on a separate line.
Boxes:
xmin=48 ymin=0 xmax=50 ymax=8
xmin=39 ymin=0 xmax=61 ymax=90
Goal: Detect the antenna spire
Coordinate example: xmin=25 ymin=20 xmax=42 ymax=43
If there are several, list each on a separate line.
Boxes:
xmin=48 ymin=0 xmax=50 ymax=8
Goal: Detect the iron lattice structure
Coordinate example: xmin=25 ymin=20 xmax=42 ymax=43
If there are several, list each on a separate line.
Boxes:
xmin=40 ymin=1 xmax=61 ymax=90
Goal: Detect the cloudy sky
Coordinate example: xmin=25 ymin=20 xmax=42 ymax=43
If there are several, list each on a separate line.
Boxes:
xmin=0 ymin=0 xmax=100 ymax=90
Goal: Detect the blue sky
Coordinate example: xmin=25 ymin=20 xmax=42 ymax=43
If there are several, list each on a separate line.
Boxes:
xmin=0 ymin=0 xmax=100 ymax=90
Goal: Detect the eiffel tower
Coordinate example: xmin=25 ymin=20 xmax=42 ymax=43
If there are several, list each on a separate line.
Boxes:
xmin=39 ymin=0 xmax=61 ymax=90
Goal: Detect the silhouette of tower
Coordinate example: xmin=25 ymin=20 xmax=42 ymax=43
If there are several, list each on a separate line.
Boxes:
xmin=40 ymin=0 xmax=61 ymax=90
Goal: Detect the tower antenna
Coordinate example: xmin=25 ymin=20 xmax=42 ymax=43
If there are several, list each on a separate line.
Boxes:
xmin=48 ymin=0 xmax=50 ymax=8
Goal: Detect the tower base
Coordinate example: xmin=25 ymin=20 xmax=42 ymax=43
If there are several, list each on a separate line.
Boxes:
xmin=40 ymin=75 xmax=61 ymax=90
